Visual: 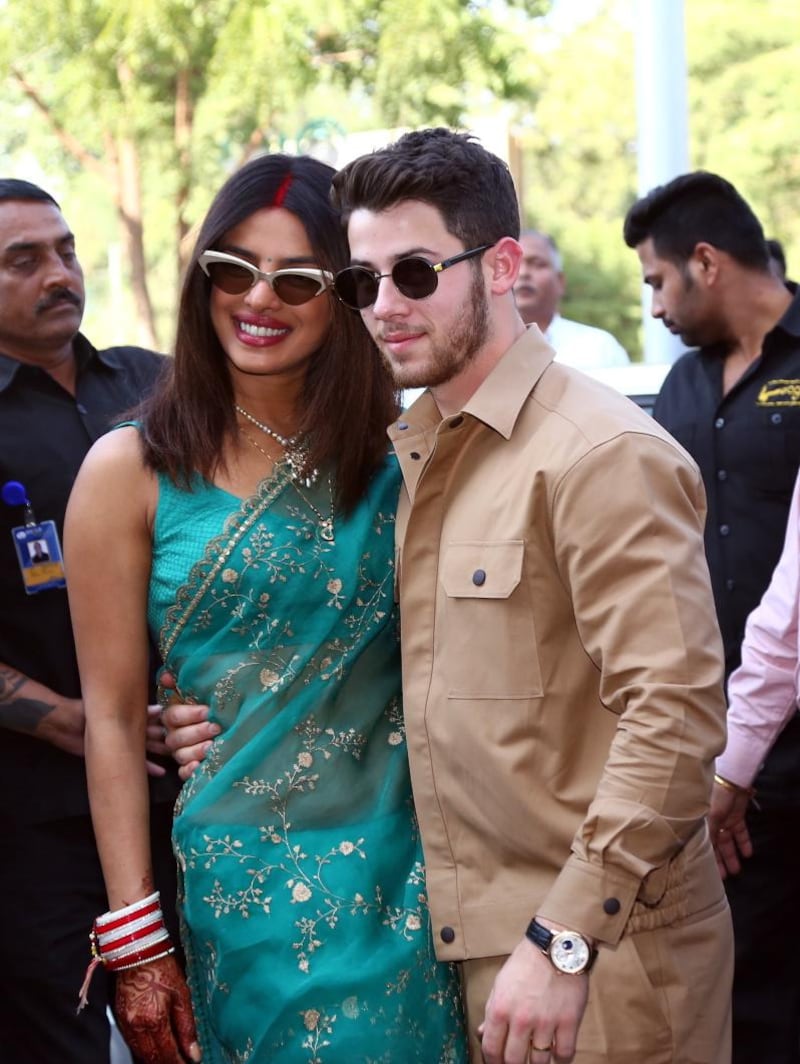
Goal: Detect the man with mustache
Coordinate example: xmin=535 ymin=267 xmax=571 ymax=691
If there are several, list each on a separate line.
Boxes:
xmin=0 ymin=179 xmax=180 ymax=1063
xmin=513 ymin=229 xmax=629 ymax=369
xmin=624 ymin=170 xmax=800 ymax=1064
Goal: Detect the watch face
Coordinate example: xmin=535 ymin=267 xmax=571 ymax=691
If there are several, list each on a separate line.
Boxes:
xmin=550 ymin=930 xmax=591 ymax=974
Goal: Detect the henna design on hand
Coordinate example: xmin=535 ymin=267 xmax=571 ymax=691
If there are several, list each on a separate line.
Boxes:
xmin=115 ymin=956 xmax=198 ymax=1064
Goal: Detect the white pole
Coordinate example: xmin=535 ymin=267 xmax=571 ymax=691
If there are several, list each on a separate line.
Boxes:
xmin=634 ymin=0 xmax=690 ymax=364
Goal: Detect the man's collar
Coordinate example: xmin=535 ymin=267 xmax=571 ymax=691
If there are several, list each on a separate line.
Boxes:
xmin=0 ymin=332 xmax=100 ymax=394
xmin=390 ymin=326 xmax=555 ymax=441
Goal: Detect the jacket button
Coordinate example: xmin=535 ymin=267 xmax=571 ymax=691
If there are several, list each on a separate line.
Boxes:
xmin=440 ymin=926 xmax=456 ymax=943
xmin=397 ymin=421 xmax=409 ymax=430
xmin=472 ymin=569 xmax=486 ymax=586
xmin=410 ymin=451 xmax=421 ymax=460
xmin=603 ymin=897 xmax=621 ymax=915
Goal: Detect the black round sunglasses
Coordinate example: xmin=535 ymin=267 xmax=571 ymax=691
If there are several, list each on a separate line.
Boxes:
xmin=333 ymin=244 xmax=493 ymax=310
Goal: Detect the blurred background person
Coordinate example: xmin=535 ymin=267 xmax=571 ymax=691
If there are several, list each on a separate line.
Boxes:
xmin=513 ymin=229 xmax=630 ymax=369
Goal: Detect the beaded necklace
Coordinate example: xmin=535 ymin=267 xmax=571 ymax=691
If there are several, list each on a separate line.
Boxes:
xmin=239 ymin=427 xmax=335 ymax=543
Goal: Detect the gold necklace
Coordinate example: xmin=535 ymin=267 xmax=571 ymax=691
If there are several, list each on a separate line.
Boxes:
xmin=235 ymin=403 xmax=316 ymax=486
xmin=240 ymin=428 xmax=335 ymax=543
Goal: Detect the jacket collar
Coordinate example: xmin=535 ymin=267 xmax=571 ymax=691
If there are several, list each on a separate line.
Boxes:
xmin=388 ymin=325 xmax=555 ymax=443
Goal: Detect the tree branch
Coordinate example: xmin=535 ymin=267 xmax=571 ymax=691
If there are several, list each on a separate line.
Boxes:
xmin=10 ymin=68 xmax=107 ymax=178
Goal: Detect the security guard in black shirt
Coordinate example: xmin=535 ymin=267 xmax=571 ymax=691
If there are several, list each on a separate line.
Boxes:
xmin=625 ymin=170 xmax=800 ymax=1064
xmin=0 ymin=178 xmax=180 ymax=1064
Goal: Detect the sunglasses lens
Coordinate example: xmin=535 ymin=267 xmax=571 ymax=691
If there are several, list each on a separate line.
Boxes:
xmin=393 ymin=258 xmax=438 ymax=299
xmin=204 ymin=262 xmax=254 ymax=295
xmin=272 ymin=274 xmax=323 ymax=306
xmin=334 ymin=267 xmax=378 ymax=310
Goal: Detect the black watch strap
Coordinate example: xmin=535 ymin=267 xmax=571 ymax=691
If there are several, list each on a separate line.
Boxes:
xmin=525 ymin=917 xmax=598 ymax=973
xmin=525 ymin=917 xmax=554 ymax=952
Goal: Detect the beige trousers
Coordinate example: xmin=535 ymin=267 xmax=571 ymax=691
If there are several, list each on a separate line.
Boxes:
xmin=460 ymin=895 xmax=733 ymax=1063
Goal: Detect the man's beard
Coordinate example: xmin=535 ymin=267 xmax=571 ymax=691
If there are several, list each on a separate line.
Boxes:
xmin=382 ymin=267 xmax=491 ymax=390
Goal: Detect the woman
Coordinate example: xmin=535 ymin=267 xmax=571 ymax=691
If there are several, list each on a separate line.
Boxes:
xmin=65 ymin=155 xmax=465 ymax=1063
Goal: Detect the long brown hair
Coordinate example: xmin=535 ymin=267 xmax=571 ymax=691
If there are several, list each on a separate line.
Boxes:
xmin=139 ymin=154 xmax=399 ymax=510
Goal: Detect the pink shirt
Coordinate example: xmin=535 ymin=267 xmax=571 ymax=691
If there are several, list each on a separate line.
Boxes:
xmin=719 ymin=470 xmax=800 ymax=787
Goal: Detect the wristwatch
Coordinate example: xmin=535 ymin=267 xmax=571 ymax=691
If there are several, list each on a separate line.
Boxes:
xmin=525 ymin=917 xmax=597 ymax=975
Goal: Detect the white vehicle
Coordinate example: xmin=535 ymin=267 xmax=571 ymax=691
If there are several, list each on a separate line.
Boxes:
xmin=579 ymin=361 xmax=673 ymax=415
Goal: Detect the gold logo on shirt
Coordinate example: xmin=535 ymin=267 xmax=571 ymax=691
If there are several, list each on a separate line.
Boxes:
xmin=756 ymin=380 xmax=800 ymax=406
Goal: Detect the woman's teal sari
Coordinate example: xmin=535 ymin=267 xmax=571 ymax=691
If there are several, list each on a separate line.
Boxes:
xmin=148 ymin=456 xmax=465 ymax=1063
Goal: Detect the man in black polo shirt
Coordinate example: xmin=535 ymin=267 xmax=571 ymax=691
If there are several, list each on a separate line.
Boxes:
xmin=624 ymin=170 xmax=800 ymax=1064
xmin=0 ymin=179 xmax=180 ymax=1063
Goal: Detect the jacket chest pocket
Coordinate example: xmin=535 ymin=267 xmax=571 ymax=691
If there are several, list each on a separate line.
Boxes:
xmin=440 ymin=540 xmax=542 ymax=699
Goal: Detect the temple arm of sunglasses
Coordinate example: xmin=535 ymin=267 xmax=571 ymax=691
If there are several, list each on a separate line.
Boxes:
xmin=434 ymin=243 xmax=494 ymax=272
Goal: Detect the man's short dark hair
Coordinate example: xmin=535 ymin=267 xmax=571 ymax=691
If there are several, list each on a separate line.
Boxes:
xmin=623 ymin=171 xmax=769 ymax=272
xmin=0 ymin=179 xmax=59 ymax=209
xmin=331 ymin=128 xmax=520 ymax=249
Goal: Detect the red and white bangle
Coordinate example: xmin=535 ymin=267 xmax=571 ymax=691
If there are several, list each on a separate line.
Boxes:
xmin=77 ymin=891 xmax=175 ymax=1012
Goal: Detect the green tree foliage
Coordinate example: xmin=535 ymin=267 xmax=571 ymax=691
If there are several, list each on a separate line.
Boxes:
xmin=687 ymin=1 xmax=800 ymax=274
xmin=514 ymin=0 xmax=800 ymax=361
xmin=4 ymin=0 xmax=795 ymax=354
xmin=513 ymin=2 xmax=642 ymax=358
xmin=0 ymin=0 xmax=546 ymax=347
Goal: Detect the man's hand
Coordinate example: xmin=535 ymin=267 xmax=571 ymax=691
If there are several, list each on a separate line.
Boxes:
xmin=158 ymin=672 xmax=216 ymax=781
xmin=478 ymin=932 xmax=589 ymax=1063
xmin=33 ymin=696 xmax=86 ymax=757
xmin=709 ymin=780 xmax=752 ymax=879
xmin=145 ymin=703 xmax=171 ymax=777
xmin=1 ymin=663 xmax=170 ymax=776
xmin=115 ymin=954 xmax=201 ymax=1064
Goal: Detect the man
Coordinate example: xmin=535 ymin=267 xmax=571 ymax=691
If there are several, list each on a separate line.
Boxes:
xmin=512 ymin=229 xmax=629 ymax=369
xmin=710 ymin=466 xmax=800 ymax=877
xmin=0 ymin=179 xmax=180 ymax=1063
xmin=624 ymin=170 xmax=800 ymax=1064
xmin=168 ymin=131 xmax=732 ymax=1062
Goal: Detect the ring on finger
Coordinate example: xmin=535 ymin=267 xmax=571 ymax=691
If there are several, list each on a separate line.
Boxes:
xmin=532 ymin=1043 xmax=553 ymax=1053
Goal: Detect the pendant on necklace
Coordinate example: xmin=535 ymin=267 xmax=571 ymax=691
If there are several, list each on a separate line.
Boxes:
xmin=320 ymin=518 xmax=335 ymax=543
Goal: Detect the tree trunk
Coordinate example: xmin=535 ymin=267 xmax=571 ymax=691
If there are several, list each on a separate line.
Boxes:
xmin=12 ymin=64 xmax=160 ymax=350
xmin=114 ymin=60 xmax=160 ymax=350
xmin=175 ymin=68 xmax=194 ymax=285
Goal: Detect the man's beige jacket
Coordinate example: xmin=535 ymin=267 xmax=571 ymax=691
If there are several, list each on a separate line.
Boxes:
xmin=389 ymin=326 xmax=727 ymax=961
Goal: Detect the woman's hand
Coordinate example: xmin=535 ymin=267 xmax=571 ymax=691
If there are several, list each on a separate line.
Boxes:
xmin=115 ymin=954 xmax=201 ymax=1063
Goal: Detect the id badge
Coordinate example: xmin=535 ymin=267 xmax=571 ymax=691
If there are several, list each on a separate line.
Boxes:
xmin=11 ymin=519 xmax=67 ymax=594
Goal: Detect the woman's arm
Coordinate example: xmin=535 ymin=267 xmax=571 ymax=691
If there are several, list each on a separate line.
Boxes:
xmin=65 ymin=427 xmax=199 ymax=1063
xmin=66 ymin=426 xmax=157 ymax=906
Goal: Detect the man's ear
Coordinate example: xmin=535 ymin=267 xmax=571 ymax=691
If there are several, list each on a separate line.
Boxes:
xmin=488 ymin=236 xmax=523 ymax=295
xmin=691 ymin=241 xmax=722 ymax=285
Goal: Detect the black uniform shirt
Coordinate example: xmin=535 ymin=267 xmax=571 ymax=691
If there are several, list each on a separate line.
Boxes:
xmin=654 ymin=285 xmax=800 ymax=801
xmin=0 ymin=335 xmax=176 ymax=821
